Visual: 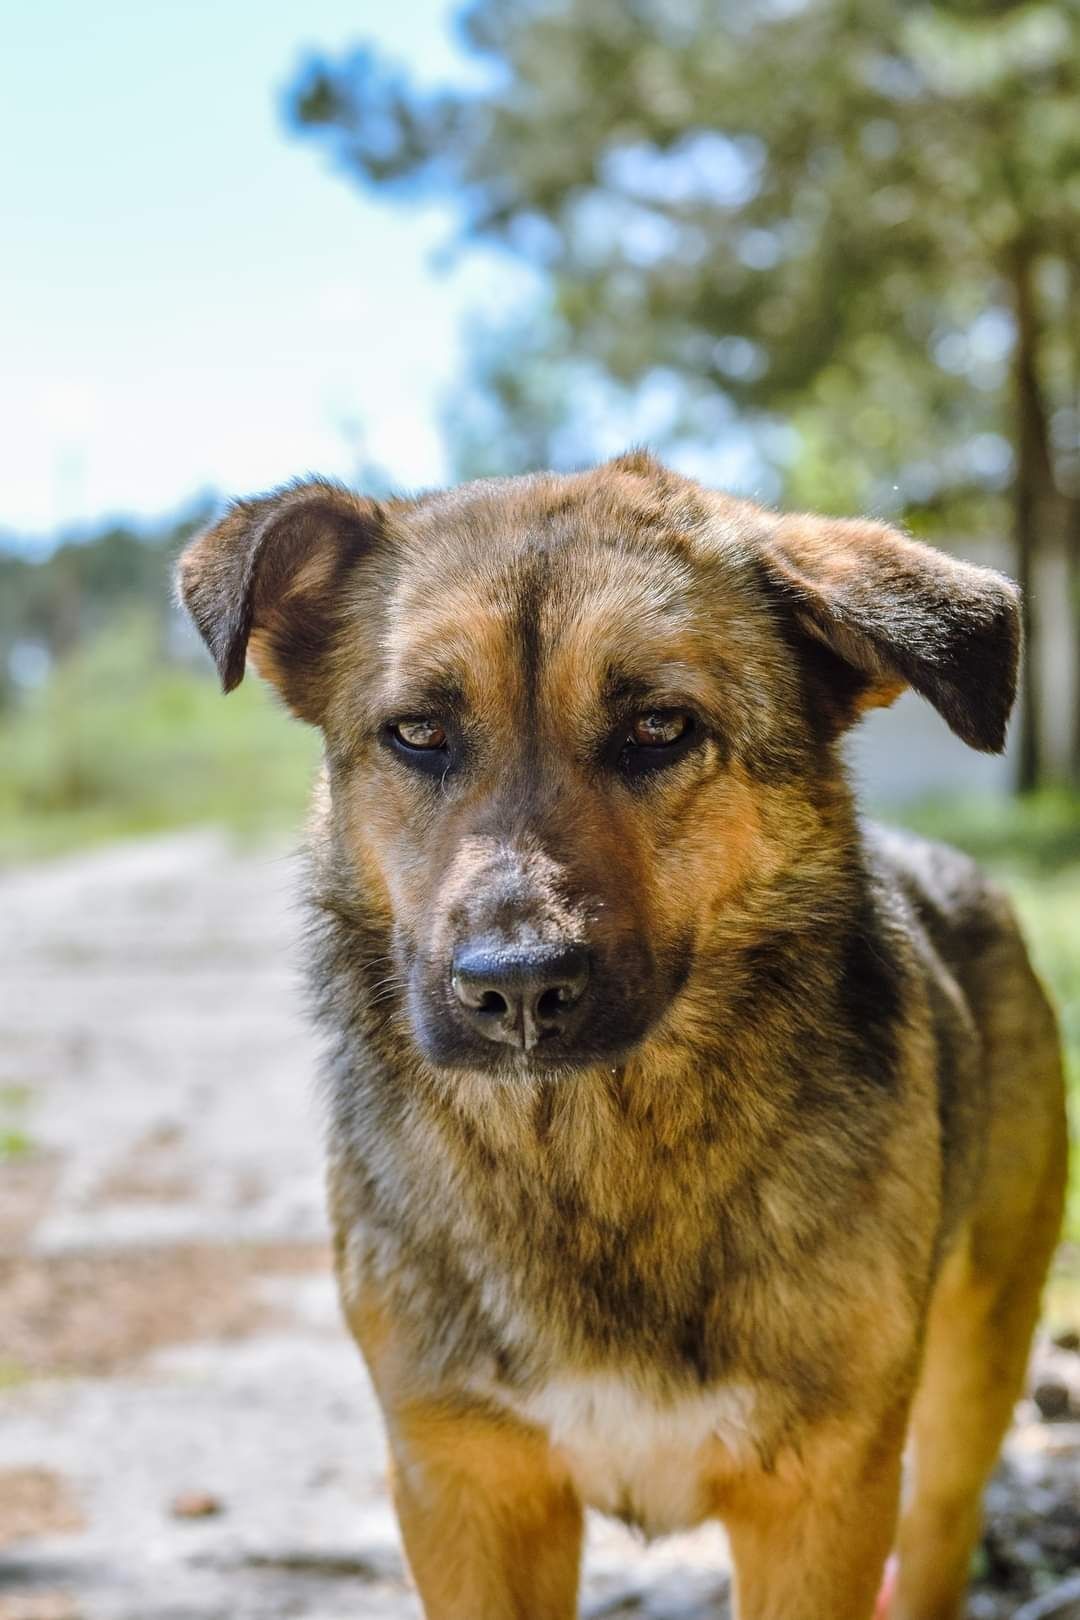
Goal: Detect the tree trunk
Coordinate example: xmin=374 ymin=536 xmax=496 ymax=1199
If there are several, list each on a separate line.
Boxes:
xmin=1068 ymin=489 xmax=1080 ymax=785
xmin=1067 ymin=266 xmax=1080 ymax=788
xmin=1009 ymin=244 xmax=1052 ymax=795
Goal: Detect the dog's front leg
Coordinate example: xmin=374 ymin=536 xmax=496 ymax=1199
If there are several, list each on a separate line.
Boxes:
xmin=386 ymin=1397 xmax=583 ymax=1620
xmin=720 ymin=1413 xmax=905 ymax=1620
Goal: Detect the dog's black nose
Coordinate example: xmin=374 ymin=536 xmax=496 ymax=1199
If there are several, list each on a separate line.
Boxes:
xmin=451 ymin=942 xmax=590 ymax=1051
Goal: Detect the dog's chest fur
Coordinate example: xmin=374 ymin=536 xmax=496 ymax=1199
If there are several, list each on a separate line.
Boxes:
xmin=475 ymin=1371 xmax=758 ymax=1534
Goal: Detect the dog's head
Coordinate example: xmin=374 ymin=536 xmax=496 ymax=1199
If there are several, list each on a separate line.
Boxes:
xmin=179 ymin=453 xmax=1019 ymax=1077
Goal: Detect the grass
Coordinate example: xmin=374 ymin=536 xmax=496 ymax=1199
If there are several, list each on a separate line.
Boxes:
xmin=0 ymin=1129 xmax=34 ymax=1160
xmin=0 ymin=1088 xmax=35 ymax=1166
xmin=892 ymin=790 xmax=1080 ymax=880
xmin=0 ymin=1082 xmax=35 ymax=1163
xmin=0 ymin=614 xmax=319 ymax=865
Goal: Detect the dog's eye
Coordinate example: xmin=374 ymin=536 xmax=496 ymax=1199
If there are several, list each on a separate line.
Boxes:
xmin=391 ymin=719 xmax=447 ymax=751
xmin=385 ymin=718 xmax=452 ymax=779
xmin=618 ymin=709 xmax=698 ymax=778
xmin=629 ymin=711 xmax=691 ymax=748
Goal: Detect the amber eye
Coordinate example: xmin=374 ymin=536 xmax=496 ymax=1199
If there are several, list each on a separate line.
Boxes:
xmin=629 ymin=710 xmax=691 ymax=748
xmin=392 ymin=719 xmax=447 ymax=750
xmin=617 ymin=708 xmax=699 ymax=780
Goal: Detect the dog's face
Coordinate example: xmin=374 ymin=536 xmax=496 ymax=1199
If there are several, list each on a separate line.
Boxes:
xmin=313 ymin=477 xmax=803 ymax=1074
xmin=180 ymin=453 xmax=1019 ymax=1077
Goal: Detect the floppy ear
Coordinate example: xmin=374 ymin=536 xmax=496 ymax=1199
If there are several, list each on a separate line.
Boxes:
xmin=759 ymin=511 xmax=1021 ymax=753
xmin=177 ymin=478 xmax=384 ymax=724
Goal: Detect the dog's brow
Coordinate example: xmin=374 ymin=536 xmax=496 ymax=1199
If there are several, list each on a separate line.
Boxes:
xmin=381 ymin=676 xmax=466 ymax=719
xmin=601 ymin=662 xmax=721 ymax=712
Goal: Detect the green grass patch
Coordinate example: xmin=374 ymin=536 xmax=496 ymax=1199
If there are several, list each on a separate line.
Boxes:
xmin=0 ymin=1129 xmax=34 ymax=1160
xmin=891 ymin=789 xmax=1080 ymax=880
xmin=0 ymin=1083 xmax=35 ymax=1161
xmin=0 ymin=613 xmax=319 ymax=865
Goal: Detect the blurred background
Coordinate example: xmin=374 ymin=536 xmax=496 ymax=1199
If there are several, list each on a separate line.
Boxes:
xmin=1 ymin=2 xmax=1078 ymax=1617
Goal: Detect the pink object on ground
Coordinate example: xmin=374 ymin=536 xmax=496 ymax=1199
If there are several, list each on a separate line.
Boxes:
xmin=874 ymin=1555 xmax=899 ymax=1619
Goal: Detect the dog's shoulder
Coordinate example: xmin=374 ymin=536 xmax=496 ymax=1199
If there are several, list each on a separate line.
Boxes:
xmin=861 ymin=818 xmax=1035 ymax=1094
xmin=862 ymin=822 xmax=1011 ymax=954
xmin=862 ymin=819 xmax=1059 ymax=1240
xmin=861 ymin=821 xmax=1033 ymax=1013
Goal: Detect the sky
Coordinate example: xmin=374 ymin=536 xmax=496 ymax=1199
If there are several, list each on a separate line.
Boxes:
xmin=1 ymin=0 xmax=509 ymax=542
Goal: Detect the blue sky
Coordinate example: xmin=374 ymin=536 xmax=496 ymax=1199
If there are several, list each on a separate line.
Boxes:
xmin=1 ymin=0 xmax=511 ymax=540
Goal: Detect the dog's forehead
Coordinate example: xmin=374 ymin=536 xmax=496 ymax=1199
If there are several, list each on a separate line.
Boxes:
xmin=380 ymin=479 xmax=732 ymax=699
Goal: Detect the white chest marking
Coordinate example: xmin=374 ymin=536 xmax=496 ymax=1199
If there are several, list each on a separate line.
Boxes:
xmin=494 ymin=1373 xmax=758 ymax=1537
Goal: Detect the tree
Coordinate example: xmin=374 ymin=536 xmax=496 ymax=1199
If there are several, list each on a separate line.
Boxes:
xmin=0 ymin=511 xmax=207 ymax=707
xmin=288 ymin=0 xmax=1080 ymax=789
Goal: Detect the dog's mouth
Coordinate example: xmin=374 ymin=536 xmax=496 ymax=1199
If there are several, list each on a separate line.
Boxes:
xmin=421 ymin=1034 xmax=636 ymax=1083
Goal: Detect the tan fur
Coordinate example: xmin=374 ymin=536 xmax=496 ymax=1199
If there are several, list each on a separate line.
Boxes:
xmin=390 ymin=1403 xmax=583 ymax=1620
xmin=720 ymin=1406 xmax=909 ymax=1620
xmin=178 ymin=455 xmax=1066 ymax=1619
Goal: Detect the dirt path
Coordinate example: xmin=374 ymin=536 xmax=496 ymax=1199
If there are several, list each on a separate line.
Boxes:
xmin=0 ymin=833 xmax=1077 ymax=1619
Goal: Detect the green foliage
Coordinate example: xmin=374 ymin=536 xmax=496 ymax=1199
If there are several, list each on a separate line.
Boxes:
xmin=0 ymin=1082 xmax=34 ymax=1163
xmin=895 ymin=788 xmax=1080 ymax=879
xmin=288 ymin=0 xmax=1080 ymax=520
xmin=0 ymin=613 xmax=319 ymax=865
xmin=289 ymin=0 xmax=1080 ymax=792
xmin=0 ymin=510 xmax=207 ymax=707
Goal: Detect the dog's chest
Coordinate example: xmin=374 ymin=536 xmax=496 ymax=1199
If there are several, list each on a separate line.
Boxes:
xmin=489 ymin=1372 xmax=758 ymax=1536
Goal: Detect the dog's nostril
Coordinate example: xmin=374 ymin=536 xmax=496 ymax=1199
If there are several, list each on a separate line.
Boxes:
xmin=536 ymin=985 xmax=570 ymax=1020
xmin=478 ymin=990 xmax=508 ymax=1016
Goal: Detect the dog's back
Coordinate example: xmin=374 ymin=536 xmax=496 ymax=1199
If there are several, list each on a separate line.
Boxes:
xmin=870 ymin=822 xmax=1065 ymax=1284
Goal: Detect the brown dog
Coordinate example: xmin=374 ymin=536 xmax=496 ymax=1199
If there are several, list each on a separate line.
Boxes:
xmin=180 ymin=452 xmax=1066 ymax=1620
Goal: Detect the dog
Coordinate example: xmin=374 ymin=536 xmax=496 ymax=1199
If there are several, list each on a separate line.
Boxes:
xmin=179 ymin=451 xmax=1066 ymax=1620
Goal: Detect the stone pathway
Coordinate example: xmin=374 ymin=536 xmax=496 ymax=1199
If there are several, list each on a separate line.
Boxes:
xmin=0 ymin=833 xmax=1076 ymax=1618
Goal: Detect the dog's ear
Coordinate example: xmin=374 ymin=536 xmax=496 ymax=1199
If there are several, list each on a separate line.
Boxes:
xmin=758 ymin=511 xmax=1021 ymax=753
xmin=177 ymin=479 xmax=385 ymax=724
